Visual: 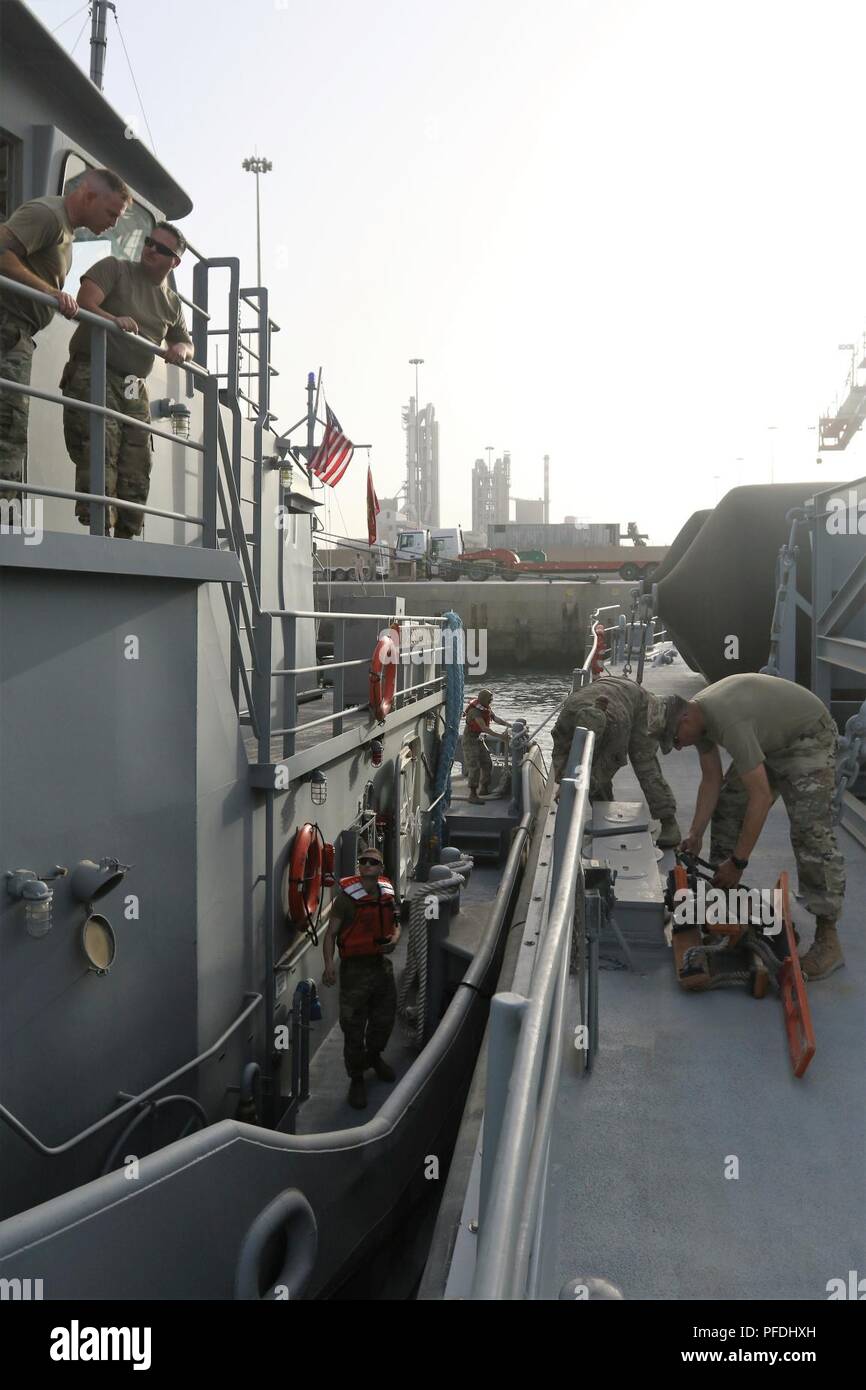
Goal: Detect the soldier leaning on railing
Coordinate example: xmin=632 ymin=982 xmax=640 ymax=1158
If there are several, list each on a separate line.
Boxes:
xmin=0 ymin=169 xmax=131 ymax=502
xmin=60 ymin=222 xmax=194 ymax=538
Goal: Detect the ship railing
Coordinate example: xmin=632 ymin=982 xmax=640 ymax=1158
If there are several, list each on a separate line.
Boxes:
xmin=187 ymin=252 xmax=285 ymax=724
xmin=0 ymin=272 xmax=219 ymax=543
xmin=0 ymin=992 xmax=262 ymax=1159
xmin=471 ymin=726 xmax=594 ymax=1300
xmin=573 ymin=594 xmax=668 ymax=689
xmin=252 ymin=606 xmax=452 ymax=763
xmin=803 ymin=473 xmax=866 ymax=845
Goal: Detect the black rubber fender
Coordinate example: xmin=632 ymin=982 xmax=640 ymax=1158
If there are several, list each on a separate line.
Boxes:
xmin=234 ymin=1188 xmax=318 ymax=1300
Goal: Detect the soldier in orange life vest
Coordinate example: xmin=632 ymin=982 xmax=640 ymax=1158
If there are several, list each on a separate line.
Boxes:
xmin=463 ymin=687 xmax=510 ymax=805
xmin=321 ymin=845 xmax=403 ymax=1110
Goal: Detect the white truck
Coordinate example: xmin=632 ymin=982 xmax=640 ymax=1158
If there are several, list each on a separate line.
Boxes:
xmin=394 ymin=528 xmax=464 ymax=577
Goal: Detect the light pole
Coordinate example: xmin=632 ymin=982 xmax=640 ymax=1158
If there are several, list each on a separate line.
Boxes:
xmin=241 ymin=156 xmax=272 ymax=287
xmin=409 ymin=358 xmax=424 ymax=524
xmin=767 ymin=425 xmax=778 ymax=484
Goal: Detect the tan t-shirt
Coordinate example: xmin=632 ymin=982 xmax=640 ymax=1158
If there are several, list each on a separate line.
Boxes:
xmin=68 ymin=256 xmax=192 ymax=378
xmin=695 ymin=673 xmax=830 ymax=774
xmin=0 ymin=195 xmax=74 ymax=332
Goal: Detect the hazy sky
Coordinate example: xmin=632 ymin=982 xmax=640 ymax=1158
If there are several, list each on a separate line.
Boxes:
xmin=30 ymin=0 xmax=866 ymax=544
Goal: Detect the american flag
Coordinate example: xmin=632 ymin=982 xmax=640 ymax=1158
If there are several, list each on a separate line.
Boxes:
xmin=309 ymin=404 xmax=354 ymax=487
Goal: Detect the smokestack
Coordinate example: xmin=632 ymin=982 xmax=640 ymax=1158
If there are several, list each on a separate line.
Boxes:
xmin=543 ymin=454 xmax=550 ymax=525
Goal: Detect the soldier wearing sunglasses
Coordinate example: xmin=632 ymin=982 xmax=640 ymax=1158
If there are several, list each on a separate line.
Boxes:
xmin=322 ymin=845 xmax=407 ymax=1110
xmin=61 ymin=221 xmax=194 ymax=538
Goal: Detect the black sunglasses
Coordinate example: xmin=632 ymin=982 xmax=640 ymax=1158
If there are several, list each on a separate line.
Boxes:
xmin=144 ymin=236 xmax=178 ymax=259
xmin=358 ymin=856 xmax=381 ymax=866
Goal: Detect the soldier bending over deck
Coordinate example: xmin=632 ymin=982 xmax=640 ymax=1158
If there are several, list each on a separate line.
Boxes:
xmin=672 ymin=672 xmax=846 ymax=981
xmin=551 ymin=675 xmax=681 ymax=848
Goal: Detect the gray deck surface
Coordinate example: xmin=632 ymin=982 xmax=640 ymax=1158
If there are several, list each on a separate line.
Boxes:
xmin=537 ymin=663 xmax=866 ymax=1301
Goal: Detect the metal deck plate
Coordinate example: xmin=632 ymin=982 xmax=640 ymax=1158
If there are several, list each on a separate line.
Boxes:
xmin=589 ymin=800 xmax=651 ymax=835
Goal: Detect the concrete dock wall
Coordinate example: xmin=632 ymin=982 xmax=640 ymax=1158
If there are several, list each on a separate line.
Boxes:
xmin=316 ymin=579 xmax=634 ymax=670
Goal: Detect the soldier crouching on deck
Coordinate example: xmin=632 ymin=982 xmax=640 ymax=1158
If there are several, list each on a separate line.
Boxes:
xmin=60 ymin=221 xmax=194 ymax=537
xmin=672 ymin=672 xmax=846 ymax=981
xmin=551 ymin=675 xmax=682 ymax=848
xmin=321 ymin=845 xmax=406 ymax=1110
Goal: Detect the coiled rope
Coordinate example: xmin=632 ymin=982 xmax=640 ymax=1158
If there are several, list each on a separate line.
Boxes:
xmin=397 ymin=873 xmax=465 ymax=1048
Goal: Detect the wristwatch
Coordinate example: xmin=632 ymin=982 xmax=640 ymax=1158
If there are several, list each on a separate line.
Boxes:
xmin=731 ymin=855 xmax=749 ymax=871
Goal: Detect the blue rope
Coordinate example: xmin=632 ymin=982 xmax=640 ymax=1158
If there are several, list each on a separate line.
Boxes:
xmin=430 ymin=611 xmax=464 ymax=850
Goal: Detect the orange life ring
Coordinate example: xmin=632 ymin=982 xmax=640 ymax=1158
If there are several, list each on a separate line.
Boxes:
xmin=285 ymin=823 xmax=323 ymax=924
xmin=369 ymin=625 xmax=400 ymax=721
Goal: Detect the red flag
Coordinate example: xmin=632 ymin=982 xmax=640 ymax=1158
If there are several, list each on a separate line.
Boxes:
xmin=366 ymin=464 xmax=380 ymax=547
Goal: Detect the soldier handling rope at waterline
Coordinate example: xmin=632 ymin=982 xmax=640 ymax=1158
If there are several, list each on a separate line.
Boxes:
xmin=462 ymin=687 xmax=510 ymax=805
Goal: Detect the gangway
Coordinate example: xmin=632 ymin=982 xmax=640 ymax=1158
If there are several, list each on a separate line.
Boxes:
xmin=819 ymin=335 xmax=866 ymax=451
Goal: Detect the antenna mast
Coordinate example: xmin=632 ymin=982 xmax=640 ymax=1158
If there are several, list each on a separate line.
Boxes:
xmin=89 ymin=1 xmax=117 ymax=91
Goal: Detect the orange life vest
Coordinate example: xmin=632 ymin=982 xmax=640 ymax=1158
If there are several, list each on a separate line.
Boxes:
xmin=464 ymin=698 xmax=491 ymax=736
xmin=336 ymin=874 xmax=397 ymax=958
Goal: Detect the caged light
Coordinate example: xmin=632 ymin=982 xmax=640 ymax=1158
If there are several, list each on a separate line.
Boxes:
xmin=6 ymin=868 xmax=57 ymax=938
xmin=170 ymin=403 xmax=191 ymax=439
xmin=153 ymin=398 xmax=191 ymax=439
xmin=370 ymin=738 xmax=384 ymax=767
xmin=309 ymin=769 xmax=327 ymax=806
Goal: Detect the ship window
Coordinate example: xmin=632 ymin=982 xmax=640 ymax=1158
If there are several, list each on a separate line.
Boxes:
xmin=0 ymin=130 xmax=22 ymax=219
xmin=60 ymin=152 xmax=154 ymax=297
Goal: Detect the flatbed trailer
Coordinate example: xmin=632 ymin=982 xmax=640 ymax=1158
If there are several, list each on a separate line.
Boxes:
xmin=460 ymin=546 xmax=666 ymax=581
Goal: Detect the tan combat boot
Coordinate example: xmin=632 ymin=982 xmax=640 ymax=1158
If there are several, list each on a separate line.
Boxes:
xmin=467 ymin=791 xmax=483 ymax=805
xmin=656 ymin=817 xmax=682 ymax=849
xmin=799 ymin=919 xmax=845 ymax=981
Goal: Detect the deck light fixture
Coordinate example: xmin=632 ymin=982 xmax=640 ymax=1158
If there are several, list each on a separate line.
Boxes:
xmin=6 ymin=866 xmax=68 ymax=938
xmin=153 ymin=398 xmax=191 ymax=438
xmin=6 ymin=870 xmax=54 ymax=938
xmin=370 ymin=738 xmax=384 ymax=767
xmin=309 ymin=769 xmax=327 ymax=806
xmin=70 ymin=858 xmax=128 ymax=905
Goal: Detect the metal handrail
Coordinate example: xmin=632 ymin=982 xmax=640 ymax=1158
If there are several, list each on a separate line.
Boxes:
xmin=4 ymin=478 xmax=203 ymax=528
xmin=0 ymin=993 xmax=262 ymax=1158
xmin=471 ymin=728 xmax=594 ymax=1300
xmin=0 ymin=377 xmax=204 ymax=451
xmin=271 ymin=657 xmax=368 ymax=677
xmin=0 ymin=273 xmax=207 ymax=378
xmin=268 ymin=608 xmax=450 ymax=623
xmin=271 ymin=704 xmax=366 ymax=738
xmin=583 ymin=622 xmax=605 ymax=670
xmin=174 ymin=289 xmax=210 ymax=322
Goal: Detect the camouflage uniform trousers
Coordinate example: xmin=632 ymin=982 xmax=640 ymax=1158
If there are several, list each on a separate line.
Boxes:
xmin=338 ymin=955 xmax=397 ymax=1077
xmin=0 ymin=316 xmax=35 ymax=501
xmin=463 ymin=731 xmax=492 ymax=793
xmin=709 ymin=714 xmax=845 ymax=922
xmin=61 ymin=358 xmax=153 ymax=536
xmin=551 ymin=689 xmax=676 ymax=820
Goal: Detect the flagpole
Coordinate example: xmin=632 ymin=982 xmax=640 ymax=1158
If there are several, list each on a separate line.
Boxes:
xmin=306 ymin=371 xmax=316 ymax=467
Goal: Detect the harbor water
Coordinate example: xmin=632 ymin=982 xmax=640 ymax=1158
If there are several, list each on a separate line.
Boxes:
xmin=463 ymin=671 xmax=573 ymax=760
